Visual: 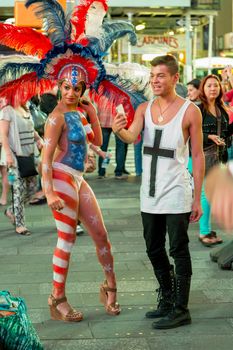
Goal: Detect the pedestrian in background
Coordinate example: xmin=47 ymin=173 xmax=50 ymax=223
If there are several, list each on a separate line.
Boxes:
xmin=0 ymin=103 xmax=43 ymax=235
xmin=198 ymin=74 xmax=233 ymax=247
xmin=187 ymin=78 xmax=201 ymax=105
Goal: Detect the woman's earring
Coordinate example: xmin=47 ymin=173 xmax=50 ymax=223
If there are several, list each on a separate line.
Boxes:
xmin=57 ymin=89 xmax=61 ymax=101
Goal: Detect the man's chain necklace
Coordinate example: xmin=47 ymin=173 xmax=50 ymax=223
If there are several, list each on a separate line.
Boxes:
xmin=157 ymin=95 xmax=177 ymax=123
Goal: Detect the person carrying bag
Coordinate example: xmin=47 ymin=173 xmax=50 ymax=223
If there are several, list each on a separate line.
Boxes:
xmin=0 ymin=104 xmax=43 ymax=235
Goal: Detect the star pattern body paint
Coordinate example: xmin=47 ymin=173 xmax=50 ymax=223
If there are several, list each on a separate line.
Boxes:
xmin=47 ymin=116 xmax=57 ymax=126
xmin=42 ymin=104 xmax=116 ymax=294
xmin=44 ymin=138 xmax=51 ymax=148
xmin=51 ymin=165 xmax=115 ymax=290
xmin=59 ymin=111 xmax=87 ymax=171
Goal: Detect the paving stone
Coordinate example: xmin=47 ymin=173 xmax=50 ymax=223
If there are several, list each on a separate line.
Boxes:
xmin=1 ymin=173 xmax=233 ymax=350
xmin=42 ymin=338 xmax=150 ymax=350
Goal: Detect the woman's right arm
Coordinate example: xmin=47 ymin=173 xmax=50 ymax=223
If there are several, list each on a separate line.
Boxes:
xmin=0 ymin=119 xmax=14 ymax=168
xmin=41 ymin=112 xmax=65 ymax=211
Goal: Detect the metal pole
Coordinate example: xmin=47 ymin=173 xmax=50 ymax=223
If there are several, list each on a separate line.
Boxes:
xmin=208 ymin=15 xmax=214 ymax=75
xmin=193 ymin=27 xmax=197 ymax=78
xmin=118 ymin=40 xmax=122 ymax=64
xmin=107 ymin=13 xmax=112 ymax=63
xmin=66 ymin=0 xmax=75 ymax=15
xmin=127 ymin=12 xmax=133 ymax=63
xmin=184 ymin=13 xmax=192 ymax=83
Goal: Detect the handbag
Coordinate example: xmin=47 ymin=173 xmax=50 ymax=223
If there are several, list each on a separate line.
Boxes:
xmin=16 ymin=155 xmax=38 ymax=178
xmin=204 ymin=144 xmax=219 ymax=175
xmin=29 ymin=101 xmax=47 ymax=136
xmin=204 ymin=113 xmax=221 ymax=176
xmin=0 ymin=290 xmax=44 ymax=350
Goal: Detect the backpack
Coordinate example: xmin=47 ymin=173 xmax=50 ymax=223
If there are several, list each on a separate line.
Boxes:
xmin=0 ymin=290 xmax=43 ymax=350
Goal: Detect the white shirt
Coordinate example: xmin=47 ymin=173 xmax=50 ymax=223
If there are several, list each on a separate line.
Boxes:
xmin=140 ymin=98 xmax=193 ymax=214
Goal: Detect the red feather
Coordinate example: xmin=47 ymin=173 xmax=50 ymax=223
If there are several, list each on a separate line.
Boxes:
xmin=0 ymin=24 xmax=52 ymax=59
xmin=70 ymin=0 xmax=108 ymax=43
xmin=0 ymin=72 xmax=55 ymax=107
xmin=90 ymin=80 xmax=135 ymax=128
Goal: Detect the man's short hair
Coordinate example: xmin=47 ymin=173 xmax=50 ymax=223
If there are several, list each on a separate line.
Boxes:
xmin=150 ymin=55 xmax=179 ymax=75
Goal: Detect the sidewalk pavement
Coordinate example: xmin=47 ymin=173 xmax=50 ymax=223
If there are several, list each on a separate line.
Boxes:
xmin=1 ymin=172 xmax=233 ymax=350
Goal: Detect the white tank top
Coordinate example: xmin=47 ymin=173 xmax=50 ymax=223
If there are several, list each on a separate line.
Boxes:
xmin=140 ymin=98 xmax=193 ymax=214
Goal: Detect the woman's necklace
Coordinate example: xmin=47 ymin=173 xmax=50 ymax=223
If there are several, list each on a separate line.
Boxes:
xmin=157 ymin=95 xmax=177 ymax=123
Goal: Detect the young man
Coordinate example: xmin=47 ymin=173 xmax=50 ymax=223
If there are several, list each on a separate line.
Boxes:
xmin=112 ymin=55 xmax=205 ymax=329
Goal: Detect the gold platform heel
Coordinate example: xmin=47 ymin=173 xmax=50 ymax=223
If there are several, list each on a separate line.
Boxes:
xmin=99 ymin=280 xmax=121 ymax=316
xmin=48 ymin=295 xmax=83 ymax=322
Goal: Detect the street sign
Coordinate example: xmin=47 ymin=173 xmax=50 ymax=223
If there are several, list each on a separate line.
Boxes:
xmin=176 ymin=18 xmax=201 ymax=27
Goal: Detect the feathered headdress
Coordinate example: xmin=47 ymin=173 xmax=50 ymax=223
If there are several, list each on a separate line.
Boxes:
xmin=0 ymin=0 xmax=147 ymax=127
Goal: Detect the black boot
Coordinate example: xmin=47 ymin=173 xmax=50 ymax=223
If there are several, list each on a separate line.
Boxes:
xmin=152 ymin=275 xmax=191 ymax=329
xmin=146 ymin=265 xmax=175 ymax=319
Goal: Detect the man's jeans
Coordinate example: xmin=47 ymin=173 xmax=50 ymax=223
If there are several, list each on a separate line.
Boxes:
xmin=98 ymin=128 xmax=127 ymax=177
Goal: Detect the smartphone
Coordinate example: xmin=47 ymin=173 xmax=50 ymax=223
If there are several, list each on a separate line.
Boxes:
xmin=116 ymin=104 xmax=125 ymax=114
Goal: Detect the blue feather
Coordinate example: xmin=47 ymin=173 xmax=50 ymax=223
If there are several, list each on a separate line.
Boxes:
xmin=100 ymin=20 xmax=137 ymax=53
xmin=104 ymin=75 xmax=148 ymax=109
xmin=25 ymin=0 xmax=71 ymax=46
xmin=0 ymin=63 xmax=41 ymax=85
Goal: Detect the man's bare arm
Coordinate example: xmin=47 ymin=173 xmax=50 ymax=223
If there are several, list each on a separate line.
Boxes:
xmin=188 ymin=104 xmax=205 ymax=222
xmin=112 ymin=102 xmax=147 ymax=144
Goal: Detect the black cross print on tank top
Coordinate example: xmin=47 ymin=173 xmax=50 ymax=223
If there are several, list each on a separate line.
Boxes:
xmin=143 ymin=129 xmax=175 ymax=197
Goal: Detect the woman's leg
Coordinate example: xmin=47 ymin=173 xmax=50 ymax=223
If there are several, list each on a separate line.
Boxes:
xmin=12 ymin=176 xmax=27 ymax=231
xmin=25 ymin=175 xmax=37 ymax=202
xmin=199 ymin=184 xmax=211 ymax=235
xmin=48 ymin=168 xmax=84 ymax=321
xmin=199 ymin=182 xmax=222 ymax=245
xmin=0 ymin=165 xmax=9 ymax=205
xmin=51 ymin=169 xmax=79 ymax=298
xmin=78 ymin=180 xmax=118 ymax=306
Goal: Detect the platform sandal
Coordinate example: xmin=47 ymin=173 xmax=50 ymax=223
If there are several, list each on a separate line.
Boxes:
xmin=48 ymin=295 xmax=83 ymax=322
xmin=99 ymin=280 xmax=121 ymax=316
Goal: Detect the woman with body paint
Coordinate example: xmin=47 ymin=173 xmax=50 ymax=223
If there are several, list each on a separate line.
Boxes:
xmin=42 ymin=65 xmax=121 ymax=322
xmin=0 ymin=0 xmax=141 ymax=323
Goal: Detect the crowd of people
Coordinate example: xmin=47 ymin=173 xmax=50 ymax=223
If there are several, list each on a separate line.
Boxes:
xmin=1 ymin=55 xmax=233 ymax=326
xmin=0 ymin=0 xmax=233 ymax=335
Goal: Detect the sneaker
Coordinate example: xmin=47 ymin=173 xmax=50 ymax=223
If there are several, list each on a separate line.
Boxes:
xmin=76 ymin=225 xmax=84 ymax=235
xmin=123 ymin=170 xmax=131 ymax=175
xmin=115 ymin=174 xmax=128 ymax=180
xmin=97 ymin=175 xmax=105 ymax=179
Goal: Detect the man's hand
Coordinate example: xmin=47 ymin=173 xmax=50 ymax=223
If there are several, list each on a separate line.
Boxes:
xmin=205 ymin=165 xmax=233 ymax=231
xmin=190 ymin=199 xmax=202 ymax=223
xmin=112 ymin=113 xmax=127 ymax=134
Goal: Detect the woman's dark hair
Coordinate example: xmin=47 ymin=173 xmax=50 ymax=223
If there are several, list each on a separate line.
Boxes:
xmin=187 ymin=78 xmax=201 ymax=90
xmin=199 ymin=74 xmax=226 ymax=113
